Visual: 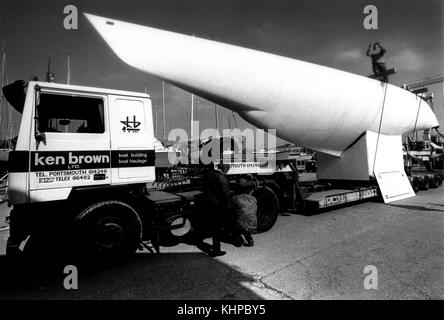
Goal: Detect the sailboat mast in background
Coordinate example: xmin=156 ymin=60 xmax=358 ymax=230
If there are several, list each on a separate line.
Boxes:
xmin=0 ymin=42 xmax=11 ymax=149
xmin=162 ymin=81 xmax=166 ymax=143
xmin=190 ymin=92 xmax=194 ymax=139
xmin=45 ymin=57 xmax=55 ymax=82
xmin=0 ymin=42 xmax=6 ymax=88
xmin=66 ymin=54 xmax=71 ymax=84
xmin=145 ymin=84 xmax=157 ymax=138
xmin=214 ymin=103 xmax=218 ymax=135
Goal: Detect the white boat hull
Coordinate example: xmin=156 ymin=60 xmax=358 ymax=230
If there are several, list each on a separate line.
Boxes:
xmin=85 ymin=13 xmax=439 ymax=157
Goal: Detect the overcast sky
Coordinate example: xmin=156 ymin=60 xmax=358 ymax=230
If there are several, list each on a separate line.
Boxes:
xmin=1 ymin=0 xmax=443 ymax=142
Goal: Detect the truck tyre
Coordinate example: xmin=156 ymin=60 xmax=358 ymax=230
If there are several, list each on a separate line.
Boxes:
xmin=411 ymin=177 xmax=420 ymax=193
xmin=253 ymin=186 xmax=279 ymax=233
xmin=420 ymin=176 xmax=430 ymax=191
xmin=74 ymin=200 xmax=142 ymax=261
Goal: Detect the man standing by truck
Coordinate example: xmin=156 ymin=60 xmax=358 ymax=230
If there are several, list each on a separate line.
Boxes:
xmin=196 ymin=163 xmax=232 ymax=257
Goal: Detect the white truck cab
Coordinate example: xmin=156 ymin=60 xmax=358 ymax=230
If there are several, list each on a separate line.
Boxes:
xmin=8 ymin=81 xmax=155 ymax=205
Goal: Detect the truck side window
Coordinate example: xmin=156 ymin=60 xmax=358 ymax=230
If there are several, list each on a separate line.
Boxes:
xmin=36 ymin=93 xmax=105 ymax=134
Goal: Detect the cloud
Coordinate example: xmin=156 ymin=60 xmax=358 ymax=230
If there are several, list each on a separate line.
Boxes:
xmin=247 ymin=21 xmax=276 ymax=42
xmin=322 ymin=47 xmax=368 ymax=75
xmin=334 ymin=48 xmax=363 ymax=62
xmin=246 ymin=21 xmax=304 ymax=47
xmin=389 ymin=48 xmax=425 ymax=71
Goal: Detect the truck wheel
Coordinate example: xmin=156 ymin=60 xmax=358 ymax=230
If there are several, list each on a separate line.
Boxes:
xmin=253 ymin=186 xmax=279 ymax=233
xmin=420 ymin=176 xmax=430 ymax=191
xmin=411 ymin=177 xmax=420 ymax=193
xmin=74 ymin=201 xmax=142 ymax=261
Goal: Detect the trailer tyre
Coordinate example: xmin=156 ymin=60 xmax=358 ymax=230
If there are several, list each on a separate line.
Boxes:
xmin=74 ymin=201 xmax=142 ymax=261
xmin=411 ymin=177 xmax=420 ymax=193
xmin=253 ymin=186 xmax=279 ymax=233
xmin=421 ymin=176 xmax=430 ymax=191
xmin=433 ymin=175 xmax=440 ymax=188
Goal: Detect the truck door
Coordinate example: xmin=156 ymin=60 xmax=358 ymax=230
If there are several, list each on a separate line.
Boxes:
xmin=108 ymin=95 xmax=155 ymax=184
xmin=29 ymin=87 xmax=111 ymax=202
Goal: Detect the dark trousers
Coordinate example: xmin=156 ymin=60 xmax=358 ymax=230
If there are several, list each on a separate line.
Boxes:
xmin=195 ymin=228 xmax=222 ymax=253
xmin=211 ymin=227 xmax=222 ymax=251
xmin=372 ymin=62 xmax=387 ymax=81
xmin=241 ymin=230 xmax=253 ymax=242
xmin=194 ymin=214 xmax=224 ymax=253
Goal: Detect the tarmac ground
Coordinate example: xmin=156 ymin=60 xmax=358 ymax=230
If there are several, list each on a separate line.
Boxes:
xmin=0 ymin=183 xmax=443 ymax=299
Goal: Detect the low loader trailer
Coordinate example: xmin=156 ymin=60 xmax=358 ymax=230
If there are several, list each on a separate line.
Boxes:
xmin=1 ymin=81 xmax=437 ymax=262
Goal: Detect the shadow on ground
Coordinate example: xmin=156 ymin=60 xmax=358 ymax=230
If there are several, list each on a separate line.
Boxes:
xmin=428 ymin=203 xmax=444 ymax=208
xmin=289 ymin=198 xmax=383 ymax=217
xmin=389 ymin=204 xmax=444 ymax=213
xmin=0 ymin=250 xmax=262 ymax=300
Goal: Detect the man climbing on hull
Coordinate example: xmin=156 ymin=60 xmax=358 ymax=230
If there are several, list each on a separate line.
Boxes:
xmin=367 ymin=42 xmax=388 ymax=81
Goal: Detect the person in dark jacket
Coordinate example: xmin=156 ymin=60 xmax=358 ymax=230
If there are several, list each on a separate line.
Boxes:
xmin=197 ymin=162 xmax=231 ymax=257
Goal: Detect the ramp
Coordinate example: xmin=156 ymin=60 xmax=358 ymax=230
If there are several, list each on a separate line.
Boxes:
xmin=368 ymin=131 xmax=415 ymax=203
xmin=375 ymin=170 xmax=415 ymax=203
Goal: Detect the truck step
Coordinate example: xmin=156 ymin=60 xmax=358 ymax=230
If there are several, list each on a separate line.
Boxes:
xmin=139 ymin=240 xmax=159 ymax=254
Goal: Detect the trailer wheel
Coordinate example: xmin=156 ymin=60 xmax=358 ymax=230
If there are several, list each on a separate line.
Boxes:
xmin=428 ymin=176 xmax=435 ymax=189
xmin=420 ymin=176 xmax=430 ymax=191
xmin=433 ymin=175 xmax=440 ymax=188
xmin=253 ymin=186 xmax=279 ymax=233
xmin=74 ymin=201 xmax=142 ymax=261
xmin=411 ymin=177 xmax=420 ymax=193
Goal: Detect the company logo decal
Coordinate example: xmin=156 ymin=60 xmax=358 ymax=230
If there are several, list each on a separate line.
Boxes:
xmin=8 ymin=150 xmax=155 ymax=172
xmin=120 ymin=115 xmax=141 ymax=133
